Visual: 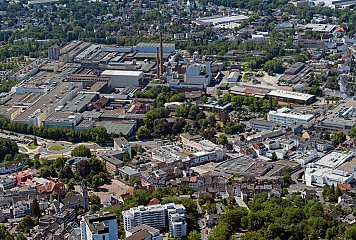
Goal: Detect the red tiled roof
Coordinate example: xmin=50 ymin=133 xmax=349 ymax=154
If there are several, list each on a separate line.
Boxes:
xmin=36 ymin=181 xmax=65 ymax=194
xmin=147 ymin=198 xmax=161 ymax=205
xmin=243 ymin=87 xmax=268 ymax=95
xmin=338 ymin=183 xmax=351 ymax=191
xmin=190 ymin=176 xmax=197 ymax=183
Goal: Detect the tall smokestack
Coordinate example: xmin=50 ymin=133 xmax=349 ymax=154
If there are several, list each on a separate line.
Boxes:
xmin=160 ymin=32 xmax=164 ymax=77
xmin=156 ymin=47 xmax=160 ymax=79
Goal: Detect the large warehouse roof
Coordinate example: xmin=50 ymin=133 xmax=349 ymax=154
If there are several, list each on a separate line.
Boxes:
xmin=101 ymin=70 xmax=143 ymax=77
xmin=198 ymin=15 xmax=249 ymax=25
xmin=268 ymin=90 xmax=314 ymax=101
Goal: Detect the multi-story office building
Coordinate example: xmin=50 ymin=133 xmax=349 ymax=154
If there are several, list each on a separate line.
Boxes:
xmin=80 ymin=214 xmax=118 ymax=240
xmin=267 ymin=108 xmax=315 ymax=128
xmin=122 ymin=203 xmax=187 ymax=238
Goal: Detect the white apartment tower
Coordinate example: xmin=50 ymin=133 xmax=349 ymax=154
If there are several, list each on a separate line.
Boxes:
xmin=80 ymin=214 xmax=118 ymax=240
xmin=122 ymin=203 xmax=187 ymax=238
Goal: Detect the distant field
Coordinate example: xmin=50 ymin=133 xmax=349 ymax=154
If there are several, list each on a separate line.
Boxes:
xmin=48 ymin=145 xmax=65 ymax=151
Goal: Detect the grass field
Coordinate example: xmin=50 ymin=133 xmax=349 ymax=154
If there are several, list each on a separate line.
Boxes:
xmin=48 ymin=145 xmax=65 ymax=151
xmin=27 ymin=143 xmax=38 ymax=150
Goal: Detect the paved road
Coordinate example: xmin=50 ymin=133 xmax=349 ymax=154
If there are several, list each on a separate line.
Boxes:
xmin=196 ymin=199 xmax=209 ymax=240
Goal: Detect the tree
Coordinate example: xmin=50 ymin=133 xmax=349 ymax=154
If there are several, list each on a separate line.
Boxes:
xmin=67 ymin=179 xmax=76 ymax=191
xmin=16 ymin=216 xmax=35 ymax=233
xmin=331 ymin=132 xmax=346 ymax=146
xmin=220 ymin=207 xmax=248 ymax=232
xmin=136 ymin=126 xmax=151 ymax=140
xmin=216 ymin=134 xmax=228 ymax=145
xmin=219 ymin=111 xmax=229 ymax=123
xmin=4 ymin=154 xmax=13 ymax=162
xmin=15 ymin=233 xmax=26 ymax=240
xmin=308 ymin=86 xmax=323 ymax=97
xmin=172 ymin=119 xmax=186 ymax=134
xmin=89 ymin=194 xmax=101 ymax=205
xmin=89 ymin=125 xmax=109 ymax=143
xmin=39 ymin=166 xmax=52 ymax=178
xmin=335 ymin=186 xmax=342 ymax=198
xmin=345 ymin=225 xmax=356 ymax=240
xmin=187 ymin=230 xmax=200 ymax=240
xmin=153 ymin=119 xmax=172 ymax=135
xmin=123 ymin=152 xmax=131 ymax=163
xmin=58 ymin=165 xmax=74 ymax=180
xmin=263 ymin=59 xmax=285 ymax=75
xmin=76 ymin=159 xmax=92 ymax=178
xmin=31 ymin=199 xmax=41 ymax=219
xmin=208 ymin=223 xmax=230 ymax=240
xmin=71 ymin=145 xmax=92 ymax=158
xmin=91 ymin=175 xmax=102 ymax=190
xmin=144 ymin=108 xmax=169 ymax=129
xmin=130 ymin=178 xmax=141 ymax=188
xmin=33 ymin=136 xmax=38 ymax=146
xmin=0 ymin=224 xmax=14 ymax=240
xmin=50 ymin=191 xmax=58 ymax=202
xmin=0 ymin=137 xmax=19 ymax=162
xmin=348 ymin=126 xmax=356 ymax=139
xmin=271 ymin=152 xmax=278 ymax=161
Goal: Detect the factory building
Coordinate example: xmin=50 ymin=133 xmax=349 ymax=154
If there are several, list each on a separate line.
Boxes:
xmin=134 ymin=42 xmax=175 ymax=53
xmin=267 ymin=90 xmax=315 ymax=105
xmin=101 ymin=70 xmax=144 ymax=88
xmin=48 ymin=45 xmax=60 ymax=60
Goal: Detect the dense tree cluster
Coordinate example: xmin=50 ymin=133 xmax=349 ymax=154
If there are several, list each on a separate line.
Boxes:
xmin=208 ymin=193 xmax=356 ymax=240
xmin=135 ymin=86 xmax=185 ymax=107
xmin=16 ymin=216 xmax=35 ymax=234
xmin=350 ymin=126 xmax=356 ymax=139
xmin=176 ymin=105 xmax=200 ymax=120
xmin=37 ymin=156 xmax=109 ymax=190
xmin=219 ymin=94 xmax=277 ymax=113
xmin=0 ymin=224 xmax=13 ymax=240
xmin=323 ymin=185 xmax=342 ymax=203
xmin=0 ymin=137 xmax=18 ymax=162
xmin=143 ymin=107 xmax=170 ymax=130
xmin=0 ymin=117 xmax=113 ymax=143
xmin=263 ymin=59 xmax=285 ymax=75
xmin=331 ymin=131 xmax=347 ymax=146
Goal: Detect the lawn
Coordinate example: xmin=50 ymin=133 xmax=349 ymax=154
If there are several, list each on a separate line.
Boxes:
xmin=48 ymin=145 xmax=65 ymax=151
xmin=27 ymin=143 xmax=38 ymax=150
xmin=98 ymin=205 xmax=119 ymax=215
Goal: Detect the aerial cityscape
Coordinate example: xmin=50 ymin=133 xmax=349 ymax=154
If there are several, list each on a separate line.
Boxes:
xmin=0 ymin=0 xmax=355 ymax=239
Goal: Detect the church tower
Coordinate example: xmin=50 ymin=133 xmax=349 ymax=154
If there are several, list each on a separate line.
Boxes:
xmin=81 ymin=181 xmax=89 ymax=211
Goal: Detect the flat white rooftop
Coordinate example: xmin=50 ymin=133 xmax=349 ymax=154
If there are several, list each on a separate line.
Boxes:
xmin=269 ymin=109 xmax=314 ymax=121
xmin=268 ymin=90 xmax=314 ymax=101
xmin=198 ymin=15 xmax=249 ymax=25
xmin=304 ymin=23 xmax=337 ymax=32
xmin=315 ymin=151 xmax=353 ymax=169
xmin=101 ymin=70 xmax=143 ymax=77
